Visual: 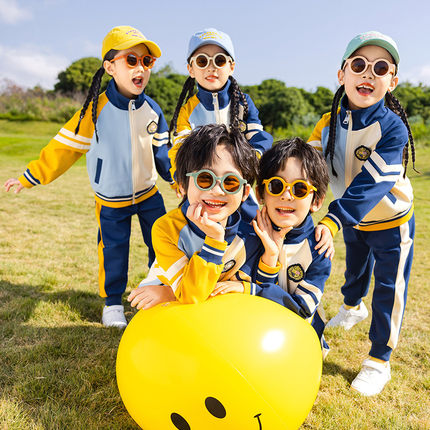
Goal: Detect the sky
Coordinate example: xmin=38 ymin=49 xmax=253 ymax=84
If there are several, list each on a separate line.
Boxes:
xmin=1 ymin=0 xmax=430 ymax=92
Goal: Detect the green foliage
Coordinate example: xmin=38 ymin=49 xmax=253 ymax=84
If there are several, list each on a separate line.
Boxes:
xmin=54 ymin=57 xmax=110 ymax=94
xmin=145 ymin=65 xmax=188 ymax=123
xmin=0 ymin=80 xmax=82 ymax=123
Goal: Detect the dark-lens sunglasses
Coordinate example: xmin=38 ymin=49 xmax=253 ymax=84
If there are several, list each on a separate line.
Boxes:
xmin=111 ymin=52 xmax=156 ymax=70
xmin=263 ymin=177 xmax=316 ymax=199
xmin=186 ymin=169 xmax=247 ymax=194
xmin=343 ymin=56 xmax=395 ymax=77
xmin=189 ymin=53 xmax=232 ymax=69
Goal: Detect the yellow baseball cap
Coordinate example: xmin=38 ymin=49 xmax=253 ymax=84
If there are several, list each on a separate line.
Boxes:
xmin=102 ymin=26 xmax=161 ymax=59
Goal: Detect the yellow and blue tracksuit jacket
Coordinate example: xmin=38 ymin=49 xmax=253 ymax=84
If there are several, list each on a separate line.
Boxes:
xmin=18 ymin=79 xmax=174 ymax=206
xmin=308 ymin=96 xmax=413 ymax=235
xmin=308 ymin=96 xmax=415 ymax=361
xmin=168 ymin=79 xmax=273 ymax=180
xmin=139 ymin=200 xmax=279 ymax=304
xmin=239 ymin=214 xmax=331 ymax=354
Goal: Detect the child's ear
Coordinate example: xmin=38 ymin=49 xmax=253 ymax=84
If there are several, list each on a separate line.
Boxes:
xmin=310 ymin=196 xmax=324 ymax=213
xmin=187 ymin=63 xmax=195 ymax=79
xmin=179 ymin=184 xmax=186 ymax=197
xmin=337 ymin=69 xmax=345 ymax=86
xmin=255 ymin=187 xmax=264 ymax=205
xmin=241 ymin=184 xmax=251 ymax=203
xmin=388 ymin=75 xmax=399 ymax=92
xmin=104 ymin=60 xmax=114 ymax=77
xmin=228 ymin=61 xmax=235 ymax=77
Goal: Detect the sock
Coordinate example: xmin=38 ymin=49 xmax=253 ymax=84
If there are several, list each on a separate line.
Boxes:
xmin=368 ymin=356 xmax=389 ymax=367
xmin=344 ymin=304 xmax=360 ymax=311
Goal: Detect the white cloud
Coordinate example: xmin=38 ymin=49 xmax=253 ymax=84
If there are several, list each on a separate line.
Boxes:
xmin=0 ymin=0 xmax=31 ymax=24
xmin=0 ymin=44 xmax=69 ymax=89
xmin=400 ymin=65 xmax=430 ymax=86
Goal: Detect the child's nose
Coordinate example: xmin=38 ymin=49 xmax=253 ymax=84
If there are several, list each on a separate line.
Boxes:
xmin=280 ymin=186 xmax=293 ymax=200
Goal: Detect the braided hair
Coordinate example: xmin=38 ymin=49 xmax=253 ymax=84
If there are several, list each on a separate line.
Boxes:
xmin=169 ymin=76 xmax=196 ymax=139
xmin=325 ymin=85 xmax=345 ymax=177
xmin=169 ymin=75 xmax=249 ymax=140
xmin=325 ymin=85 xmax=416 ymax=177
xmin=74 ymin=49 xmax=117 ymax=142
xmin=385 ymin=91 xmax=417 ymax=175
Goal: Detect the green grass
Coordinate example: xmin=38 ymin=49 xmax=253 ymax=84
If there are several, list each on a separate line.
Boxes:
xmin=1 ymin=119 xmax=429 ymax=429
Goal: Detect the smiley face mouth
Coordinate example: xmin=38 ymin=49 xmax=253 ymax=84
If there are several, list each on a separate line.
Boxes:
xmin=254 ymin=413 xmax=262 ymax=429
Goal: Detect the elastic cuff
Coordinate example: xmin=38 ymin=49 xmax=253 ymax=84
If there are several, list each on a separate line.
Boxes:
xmin=242 ymin=282 xmax=251 ymax=294
xmin=319 ymin=216 xmax=339 ymax=237
xmin=105 ymin=294 xmax=123 ymax=306
xmin=18 ymin=174 xmax=35 ymax=188
xmin=369 ymin=344 xmax=393 ymax=362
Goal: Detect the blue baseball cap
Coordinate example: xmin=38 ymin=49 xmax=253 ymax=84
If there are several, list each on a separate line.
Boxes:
xmin=187 ymin=28 xmax=235 ymax=61
xmin=341 ymin=31 xmax=400 ymax=69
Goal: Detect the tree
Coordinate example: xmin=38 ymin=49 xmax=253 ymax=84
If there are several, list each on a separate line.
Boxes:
xmin=243 ymin=79 xmax=311 ymax=132
xmin=145 ymin=65 xmax=188 ymax=124
xmin=54 ymin=57 xmax=110 ymax=94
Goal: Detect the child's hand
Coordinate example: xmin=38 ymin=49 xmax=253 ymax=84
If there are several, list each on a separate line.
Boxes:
xmin=4 ymin=178 xmax=24 ymax=194
xmin=314 ymin=224 xmax=335 ymax=260
xmin=252 ymin=206 xmax=292 ymax=267
xmin=127 ymin=284 xmax=176 ymax=310
xmin=186 ymin=202 xmax=225 ymax=242
xmin=211 ymin=281 xmax=244 ymax=296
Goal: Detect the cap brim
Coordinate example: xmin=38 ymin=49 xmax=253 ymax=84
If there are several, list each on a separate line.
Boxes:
xmin=115 ymin=40 xmax=161 ymax=58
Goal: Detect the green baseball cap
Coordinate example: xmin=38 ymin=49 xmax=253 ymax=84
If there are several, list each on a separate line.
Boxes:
xmin=341 ymin=31 xmax=400 ymax=68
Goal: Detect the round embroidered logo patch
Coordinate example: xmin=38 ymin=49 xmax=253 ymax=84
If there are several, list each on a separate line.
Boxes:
xmin=355 ymin=145 xmax=371 ymax=161
xmin=239 ymin=120 xmax=247 ymax=133
xmin=147 ymin=121 xmax=158 ymax=134
xmin=287 ymin=264 xmax=305 ymax=282
xmin=222 ymin=260 xmax=236 ymax=273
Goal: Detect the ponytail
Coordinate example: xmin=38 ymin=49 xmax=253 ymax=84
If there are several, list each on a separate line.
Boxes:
xmin=325 ymin=85 xmax=345 ymax=177
xmin=169 ymin=77 xmax=196 ymax=141
xmin=74 ymin=49 xmax=117 ymax=142
xmin=228 ymin=76 xmax=248 ymax=133
xmin=385 ymin=91 xmax=417 ymax=176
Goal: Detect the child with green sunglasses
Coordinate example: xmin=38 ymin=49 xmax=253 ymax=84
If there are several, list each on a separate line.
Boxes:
xmin=128 ymin=124 xmax=281 ymax=308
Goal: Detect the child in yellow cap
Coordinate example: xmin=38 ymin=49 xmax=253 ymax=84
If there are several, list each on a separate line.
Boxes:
xmin=4 ymin=26 xmax=175 ymax=328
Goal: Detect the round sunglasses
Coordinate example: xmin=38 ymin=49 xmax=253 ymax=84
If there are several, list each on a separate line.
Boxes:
xmin=343 ymin=56 xmax=395 ymax=77
xmin=110 ymin=53 xmax=156 ymax=70
xmin=262 ymin=177 xmax=317 ymax=199
xmin=186 ymin=169 xmax=247 ymax=194
xmin=189 ymin=53 xmax=232 ymax=70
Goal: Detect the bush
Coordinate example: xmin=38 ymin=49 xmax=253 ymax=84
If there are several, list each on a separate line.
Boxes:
xmin=0 ymin=79 xmax=82 ymax=123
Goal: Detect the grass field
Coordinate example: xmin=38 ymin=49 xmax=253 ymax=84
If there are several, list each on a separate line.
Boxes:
xmin=0 ymin=119 xmax=429 ymax=429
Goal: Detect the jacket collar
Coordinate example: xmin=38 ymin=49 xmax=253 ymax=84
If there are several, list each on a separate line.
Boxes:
xmin=181 ymin=199 xmax=241 ymax=245
xmin=339 ymin=95 xmax=387 ymax=130
xmin=105 ymin=79 xmax=146 ymax=110
xmin=282 ymin=213 xmax=315 ymax=245
xmin=196 ymin=79 xmax=231 ymax=110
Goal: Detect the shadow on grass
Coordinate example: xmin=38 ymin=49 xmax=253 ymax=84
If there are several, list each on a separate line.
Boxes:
xmin=0 ymin=280 xmax=137 ymax=324
xmin=322 ymin=360 xmax=358 ymax=384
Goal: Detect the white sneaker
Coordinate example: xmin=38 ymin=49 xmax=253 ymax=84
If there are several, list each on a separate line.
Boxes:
xmin=326 ymin=302 xmax=368 ymax=330
xmin=351 ymin=359 xmax=391 ymax=396
xmin=102 ymin=305 xmax=127 ymax=328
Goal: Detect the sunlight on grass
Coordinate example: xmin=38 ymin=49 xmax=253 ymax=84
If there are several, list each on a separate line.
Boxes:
xmin=1 ymin=120 xmax=429 ymax=429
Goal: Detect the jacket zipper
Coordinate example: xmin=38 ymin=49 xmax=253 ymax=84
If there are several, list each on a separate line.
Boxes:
xmin=212 ymin=93 xmax=221 ymax=124
xmin=129 ymin=99 xmax=137 ymax=204
xmin=344 ymin=110 xmax=353 ymax=185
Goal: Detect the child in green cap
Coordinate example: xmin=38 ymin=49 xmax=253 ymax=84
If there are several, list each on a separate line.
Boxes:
xmin=308 ymin=31 xmax=416 ymax=396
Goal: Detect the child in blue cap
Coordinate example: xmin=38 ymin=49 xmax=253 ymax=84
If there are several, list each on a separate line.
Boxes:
xmin=168 ymin=28 xmax=273 ymax=223
xmin=4 ymin=26 xmax=175 ymax=328
xmin=308 ymin=31 xmax=416 ymax=396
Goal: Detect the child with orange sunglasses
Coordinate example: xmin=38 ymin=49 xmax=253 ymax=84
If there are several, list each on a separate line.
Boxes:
xmin=4 ymin=26 xmax=175 ymax=328
xmin=213 ymin=138 xmax=332 ymax=357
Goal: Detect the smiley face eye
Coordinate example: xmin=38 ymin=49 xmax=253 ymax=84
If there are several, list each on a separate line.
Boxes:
xmin=205 ymin=396 xmax=226 ymax=418
xmin=171 ymin=412 xmax=190 ymax=430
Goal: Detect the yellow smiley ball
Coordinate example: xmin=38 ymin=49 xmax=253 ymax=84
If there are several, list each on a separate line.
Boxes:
xmin=117 ymin=294 xmax=322 ymax=430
